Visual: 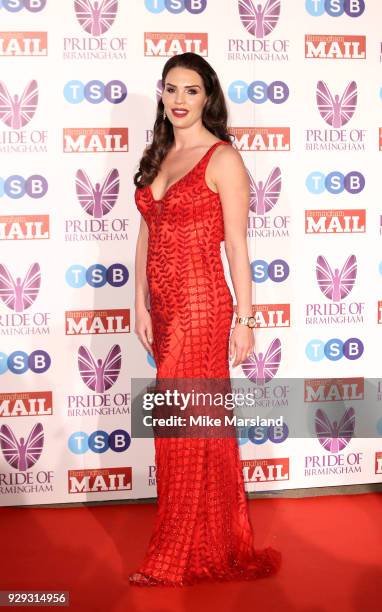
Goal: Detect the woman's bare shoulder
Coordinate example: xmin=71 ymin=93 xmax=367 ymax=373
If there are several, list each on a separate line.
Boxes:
xmin=211 ymin=141 xmax=245 ymax=172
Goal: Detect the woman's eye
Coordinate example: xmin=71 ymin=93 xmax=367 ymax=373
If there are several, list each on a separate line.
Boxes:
xmin=187 ymin=89 xmax=197 ymax=95
xmin=166 ymin=87 xmax=175 ymax=93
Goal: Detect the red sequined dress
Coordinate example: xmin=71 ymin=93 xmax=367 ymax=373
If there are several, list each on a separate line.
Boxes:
xmin=129 ymin=140 xmax=281 ymax=586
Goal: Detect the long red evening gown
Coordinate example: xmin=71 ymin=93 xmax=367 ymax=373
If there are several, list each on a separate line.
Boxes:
xmin=129 ymin=140 xmax=281 ymax=586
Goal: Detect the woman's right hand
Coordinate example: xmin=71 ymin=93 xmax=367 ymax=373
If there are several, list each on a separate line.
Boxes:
xmin=134 ymin=305 xmax=154 ymax=356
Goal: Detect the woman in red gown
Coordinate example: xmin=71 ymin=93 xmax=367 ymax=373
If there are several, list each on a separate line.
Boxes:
xmin=129 ymin=52 xmax=281 ymax=587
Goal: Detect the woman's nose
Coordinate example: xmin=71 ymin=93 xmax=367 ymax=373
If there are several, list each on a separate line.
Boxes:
xmin=174 ymin=91 xmax=185 ymax=104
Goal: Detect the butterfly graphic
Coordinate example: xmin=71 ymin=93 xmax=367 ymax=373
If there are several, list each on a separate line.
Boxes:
xmin=75 ymin=168 xmax=119 ymax=218
xmin=74 ymin=0 xmax=118 ymax=36
xmin=238 ymin=0 xmax=280 ymax=38
xmin=0 ymin=263 xmax=41 ymax=312
xmin=0 ymin=423 xmax=44 ymax=471
xmin=316 ymin=80 xmax=357 ymax=128
xmin=248 ymin=166 xmax=281 ymax=215
xmin=0 ymin=80 xmax=38 ymax=129
xmin=78 ymin=344 xmax=122 ymax=392
xmin=241 ymin=338 xmax=281 ymax=384
xmin=315 ymin=407 xmax=355 ymax=453
xmin=316 ymin=255 xmax=357 ymax=302
xmin=156 ymin=79 xmax=163 ymax=104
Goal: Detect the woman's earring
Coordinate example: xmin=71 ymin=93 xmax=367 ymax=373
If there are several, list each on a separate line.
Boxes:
xmin=163 ymin=108 xmax=166 ymax=120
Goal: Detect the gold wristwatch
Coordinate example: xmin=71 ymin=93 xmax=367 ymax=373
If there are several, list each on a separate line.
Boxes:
xmin=236 ymin=315 xmax=256 ymax=328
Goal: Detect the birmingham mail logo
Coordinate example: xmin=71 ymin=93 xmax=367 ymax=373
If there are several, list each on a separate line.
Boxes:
xmin=238 ymin=0 xmax=280 ymax=38
xmin=75 ymin=168 xmax=119 ymax=218
xmin=74 ymin=0 xmax=118 ymax=36
xmin=316 ymin=80 xmax=357 ymax=127
xmin=316 ymin=255 xmax=357 ymax=302
xmin=78 ymin=344 xmax=121 ymax=392
xmin=0 ymin=422 xmax=43 ymax=471
xmin=241 ymin=338 xmax=281 ymax=383
xmin=0 ymin=79 xmax=38 ymax=129
xmin=248 ymin=166 xmax=281 ymax=215
xmin=315 ymin=406 xmax=355 ymax=453
xmin=0 ymin=263 xmax=41 ymax=312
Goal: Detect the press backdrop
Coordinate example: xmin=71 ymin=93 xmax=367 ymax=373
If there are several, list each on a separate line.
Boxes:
xmin=0 ymin=0 xmax=381 ymax=507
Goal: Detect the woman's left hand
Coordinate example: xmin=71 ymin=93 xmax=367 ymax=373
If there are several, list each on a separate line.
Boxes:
xmin=229 ymin=324 xmax=255 ymax=368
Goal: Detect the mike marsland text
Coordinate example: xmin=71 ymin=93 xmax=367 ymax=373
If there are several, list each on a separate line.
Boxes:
xmin=142 ymin=415 xmax=284 ymax=427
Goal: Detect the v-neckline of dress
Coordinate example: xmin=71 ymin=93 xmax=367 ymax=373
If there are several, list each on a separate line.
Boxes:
xmin=147 ymin=141 xmax=223 ymax=203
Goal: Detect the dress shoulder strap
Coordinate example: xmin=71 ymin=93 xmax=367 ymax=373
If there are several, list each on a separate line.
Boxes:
xmin=201 ymin=140 xmax=230 ymax=165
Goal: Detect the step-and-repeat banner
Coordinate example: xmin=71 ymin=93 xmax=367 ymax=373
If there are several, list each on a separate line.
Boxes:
xmin=1 ymin=0 xmax=382 ymax=506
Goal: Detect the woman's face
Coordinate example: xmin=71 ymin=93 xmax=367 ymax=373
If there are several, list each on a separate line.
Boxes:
xmin=161 ymin=66 xmax=208 ymax=129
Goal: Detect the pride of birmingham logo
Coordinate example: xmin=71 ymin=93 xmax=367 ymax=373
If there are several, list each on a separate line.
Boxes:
xmin=317 ymin=80 xmax=357 ymax=128
xmin=0 ymin=79 xmax=46 ymax=153
xmin=78 ymin=344 xmax=121 ymax=392
xmin=0 ymin=422 xmax=43 ymax=471
xmin=247 ymin=167 xmax=290 ymax=238
xmin=228 ymin=1 xmax=289 ymax=62
xmin=316 ymin=255 xmax=357 ymax=302
xmin=238 ymin=0 xmax=280 ymax=38
xmin=315 ymin=407 xmax=355 ymax=453
xmin=305 ymin=406 xmax=362 ymax=476
xmin=74 ymin=0 xmax=118 ymax=36
xmin=0 ymin=79 xmax=38 ymax=129
xmin=64 ymin=1 xmax=127 ymax=61
xmin=65 ymin=168 xmax=128 ymax=241
xmin=241 ymin=338 xmax=281 ymax=384
xmin=306 ymin=80 xmax=365 ymax=151
xmin=305 ymin=255 xmax=364 ymax=325
xmin=68 ymin=343 xmax=130 ymax=416
xmin=0 ymin=263 xmax=41 ymax=312
xmin=249 ymin=166 xmax=281 ymax=215
xmin=75 ymin=168 xmax=119 ymax=218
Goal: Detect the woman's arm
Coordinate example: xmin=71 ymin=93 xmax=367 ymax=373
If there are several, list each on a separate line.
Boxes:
xmin=134 ymin=214 xmax=154 ymax=354
xmin=135 ymin=215 xmax=150 ymax=310
xmin=209 ymin=145 xmax=255 ymax=367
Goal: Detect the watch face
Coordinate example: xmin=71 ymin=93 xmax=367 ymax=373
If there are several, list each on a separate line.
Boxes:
xmin=248 ymin=316 xmax=256 ymax=328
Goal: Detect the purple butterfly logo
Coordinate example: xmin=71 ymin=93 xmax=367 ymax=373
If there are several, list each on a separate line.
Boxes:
xmin=316 ymin=255 xmax=357 ymax=303
xmin=0 ymin=263 xmax=41 ymax=312
xmin=74 ymin=0 xmax=118 ymax=36
xmin=241 ymin=338 xmax=281 ymax=384
xmin=75 ymin=168 xmax=119 ymax=218
xmin=316 ymin=80 xmax=357 ymax=128
xmin=78 ymin=344 xmax=121 ymax=392
xmin=0 ymin=80 xmax=38 ymax=129
xmin=248 ymin=167 xmax=281 ymax=215
xmin=238 ymin=0 xmax=280 ymax=38
xmin=315 ymin=407 xmax=355 ymax=453
xmin=0 ymin=423 xmax=44 ymax=471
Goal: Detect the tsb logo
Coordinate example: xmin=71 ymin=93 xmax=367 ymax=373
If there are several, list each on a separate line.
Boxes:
xmin=306 ymin=171 xmax=364 ymax=194
xmin=0 ymin=175 xmax=48 ymax=198
xmin=0 ymin=350 xmax=51 ymax=374
xmin=63 ymin=81 xmax=127 ymax=104
xmin=145 ymin=0 xmax=207 ymax=12
xmin=251 ymin=259 xmax=289 ymax=283
xmin=68 ymin=430 xmax=131 ymax=454
xmin=228 ymin=80 xmax=289 ymax=104
xmin=238 ymin=423 xmax=289 ymax=446
xmin=305 ymin=0 xmax=365 ymax=17
xmin=66 ymin=264 xmax=129 ymax=288
xmin=305 ymin=338 xmax=364 ymax=361
xmin=0 ymin=0 xmax=46 ymax=10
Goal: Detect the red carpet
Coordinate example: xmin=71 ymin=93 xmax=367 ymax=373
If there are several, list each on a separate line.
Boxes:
xmin=0 ymin=492 xmax=381 ymax=612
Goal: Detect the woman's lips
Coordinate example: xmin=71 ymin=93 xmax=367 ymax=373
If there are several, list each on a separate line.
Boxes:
xmin=171 ymin=109 xmax=189 ymax=118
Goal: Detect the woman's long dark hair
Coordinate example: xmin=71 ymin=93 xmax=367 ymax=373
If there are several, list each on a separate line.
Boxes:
xmin=134 ymin=52 xmax=233 ymax=188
